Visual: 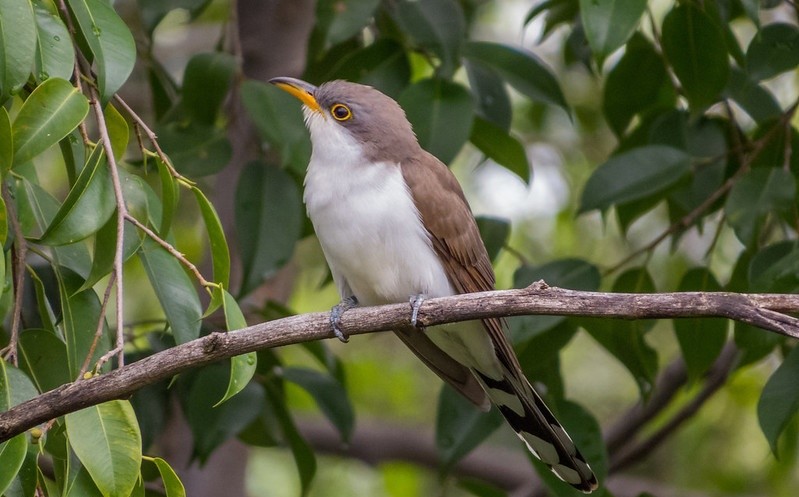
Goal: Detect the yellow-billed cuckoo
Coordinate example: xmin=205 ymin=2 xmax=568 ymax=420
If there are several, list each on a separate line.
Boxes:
xmin=270 ymin=77 xmax=598 ymax=493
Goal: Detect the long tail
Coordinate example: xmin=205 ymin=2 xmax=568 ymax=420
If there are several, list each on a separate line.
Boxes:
xmin=474 ymin=370 xmax=598 ymax=493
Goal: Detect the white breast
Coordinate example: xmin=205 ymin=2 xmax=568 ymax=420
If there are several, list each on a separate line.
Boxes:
xmin=302 ymin=111 xmax=455 ymax=306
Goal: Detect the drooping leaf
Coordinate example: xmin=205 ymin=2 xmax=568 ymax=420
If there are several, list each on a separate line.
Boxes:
xmin=725 ymin=168 xmax=795 ymax=247
xmin=579 ymin=0 xmax=647 ymax=65
xmin=58 ymin=267 xmax=108 ymax=377
xmin=104 ymin=103 xmax=128 ymax=162
xmin=150 ymin=458 xmax=186 ymax=497
xmin=181 ymin=52 xmax=236 ymax=125
xmin=192 ymin=187 xmax=230 ymax=288
xmin=579 ymin=145 xmax=691 ymax=213
xmin=138 ymin=237 xmax=202 ymax=344
xmin=0 ymin=0 xmax=36 ymax=102
xmin=154 ymin=156 xmax=179 ymax=236
xmin=464 ymin=60 xmax=512 ymax=131
xmin=475 ymin=216 xmax=510 ymax=262
xmin=217 ymin=290 xmax=257 ymax=404
xmin=65 ymin=401 xmax=142 ymax=497
xmin=79 ymin=209 xmax=142 ymax=292
xmin=758 ymin=346 xmax=799 ymax=455
xmin=314 ymin=0 xmax=381 ymax=49
xmin=746 ymin=23 xmax=799 ymax=81
xmin=12 ymin=77 xmax=89 ymax=166
xmin=282 ymin=366 xmax=355 ymax=443
xmin=67 ymin=0 xmax=136 ymax=102
xmin=32 ymin=1 xmax=74 ymax=82
xmin=435 ymin=385 xmax=503 ymax=471
xmin=265 ymin=382 xmax=316 ymax=496
xmin=462 ymin=41 xmax=568 ymax=113
xmin=470 ymin=117 xmax=530 ymax=183
xmin=18 ymin=328 xmax=71 ymax=392
xmin=673 ymin=268 xmax=728 ymax=382
xmin=661 ymin=3 xmax=729 ymax=109
xmin=235 ymin=161 xmax=303 ymax=295
xmin=395 ymin=0 xmax=465 ymax=78
xmin=398 ymin=78 xmax=474 ymax=164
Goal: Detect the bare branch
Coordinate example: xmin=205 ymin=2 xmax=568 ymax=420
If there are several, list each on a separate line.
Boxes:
xmin=1 ymin=284 xmax=798 ymax=442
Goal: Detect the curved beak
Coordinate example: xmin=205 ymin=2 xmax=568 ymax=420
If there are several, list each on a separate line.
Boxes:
xmin=269 ymin=77 xmax=321 ymax=113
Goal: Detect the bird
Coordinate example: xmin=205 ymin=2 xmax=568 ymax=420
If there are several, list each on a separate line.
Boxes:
xmin=269 ymin=77 xmax=598 ymax=493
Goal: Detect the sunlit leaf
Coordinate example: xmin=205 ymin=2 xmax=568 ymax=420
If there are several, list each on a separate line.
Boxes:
xmin=104 ymin=103 xmax=128 ymax=161
xmin=32 ymin=1 xmax=74 ymax=82
xmin=0 ymin=0 xmax=36 ymax=102
xmin=150 ymin=457 xmax=186 ymax=497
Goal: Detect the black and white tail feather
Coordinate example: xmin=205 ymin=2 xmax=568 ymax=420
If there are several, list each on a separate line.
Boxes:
xmin=474 ymin=369 xmax=598 ymax=493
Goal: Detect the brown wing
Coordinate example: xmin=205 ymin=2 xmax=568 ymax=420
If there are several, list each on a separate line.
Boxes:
xmin=400 ymin=152 xmax=524 ymax=376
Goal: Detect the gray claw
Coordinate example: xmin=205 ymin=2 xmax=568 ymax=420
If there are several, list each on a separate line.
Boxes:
xmin=409 ymin=293 xmax=427 ymax=328
xmin=330 ymin=296 xmax=358 ymax=343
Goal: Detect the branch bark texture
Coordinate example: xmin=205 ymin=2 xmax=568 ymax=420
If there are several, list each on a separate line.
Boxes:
xmin=1 ymin=283 xmax=798 ymax=442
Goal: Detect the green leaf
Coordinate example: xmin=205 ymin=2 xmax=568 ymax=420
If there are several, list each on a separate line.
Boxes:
xmin=603 ymin=34 xmax=675 ymax=136
xmin=235 ymin=161 xmax=303 ymax=295
xmin=581 ymin=267 xmax=658 ymax=398
xmin=475 ymin=216 xmax=510 ymax=262
xmin=79 ymin=209 xmax=141 ymax=292
xmin=241 ymin=81 xmax=311 ymax=174
xmin=0 ymin=435 xmax=27 ymax=495
xmin=12 ymin=77 xmax=89 ymax=166
xmin=579 ymin=145 xmax=691 ymax=213
xmin=137 ymin=0 xmax=211 ymax=35
xmin=32 ymin=1 xmax=74 ymax=82
xmin=758 ymin=346 xmax=799 ymax=455
xmin=725 ymin=168 xmax=795 ymax=247
xmin=673 ymin=268 xmax=728 ymax=382
xmin=579 ymin=0 xmax=647 ymax=65
xmin=725 ymin=67 xmax=782 ymax=124
xmin=316 ymin=0 xmax=381 ymax=48
xmin=181 ymin=52 xmax=236 ymax=125
xmin=192 ymin=187 xmax=230 ymax=288
xmin=156 ymin=121 xmax=231 ymax=177
xmin=65 ymin=401 xmax=142 ymax=497
xmin=459 ymin=480 xmax=507 ymax=497
xmin=138 ymin=237 xmax=202 ymax=344
xmin=217 ymin=290 xmax=256 ymax=404
xmin=464 ymin=60 xmax=512 ymax=130
xmin=470 ymin=117 xmax=530 ymax=183
xmin=58 ymin=267 xmax=108 ymax=377
xmin=150 ymin=458 xmax=186 ymax=497
xmin=746 ymin=23 xmax=799 ymax=81
xmin=0 ymin=0 xmax=36 ymax=101
xmin=462 ymin=41 xmax=569 ymax=113
xmin=661 ymin=3 xmax=729 ymax=109
xmin=395 ymin=0 xmax=465 ymax=78
xmin=18 ymin=328 xmax=71 ymax=392
xmin=155 ymin=156 xmax=179 ymax=236
xmin=104 ymin=103 xmax=128 ymax=162
xmin=398 ymin=78 xmax=474 ymax=164
xmin=36 ymin=144 xmax=115 ymax=245
xmin=67 ymin=0 xmax=136 ymax=102
xmin=282 ymin=366 xmax=355 ymax=443
xmin=0 ymin=193 xmax=7 ymax=246
xmin=435 ymin=385 xmax=503 ymax=471
xmin=265 ymin=382 xmax=316 ymax=496
xmin=749 ymin=241 xmax=799 ymax=294
xmin=0 ymin=107 xmax=11 ymax=171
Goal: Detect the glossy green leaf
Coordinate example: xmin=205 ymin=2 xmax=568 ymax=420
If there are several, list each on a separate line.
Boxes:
xmin=581 ymin=267 xmax=658 ymax=398
xmin=181 ymin=52 xmax=236 ymax=125
xmin=395 ymin=0 xmax=465 ymax=78
xmin=758 ymin=346 xmax=799 ymax=455
xmin=724 ymin=68 xmax=782 ymax=124
xmin=725 ymin=168 xmax=795 ymax=247
xmin=217 ymin=290 xmax=256 ymax=404
xmin=0 ymin=435 xmax=26 ymax=495
xmin=32 ymin=1 xmax=74 ymax=82
xmin=603 ymin=34 xmax=675 ymax=136
xmin=67 ymin=0 xmax=136 ymax=102
xmin=36 ymin=144 xmax=115 ymax=245
xmin=155 ymin=156 xmax=179 ymax=236
xmin=282 ymin=366 xmax=355 ymax=443
xmin=661 ymin=3 xmax=729 ymax=109
xmin=18 ymin=329 xmax=71 ymax=392
xmin=241 ymin=80 xmax=311 ymax=174
xmin=0 ymin=359 xmax=37 ymax=488
xmin=265 ymin=382 xmax=316 ymax=496
xmin=0 ymin=0 xmax=36 ymax=101
xmin=138 ymin=237 xmax=202 ymax=344
xmin=462 ymin=41 xmax=568 ymax=113
xmin=475 ymin=216 xmax=510 ymax=262
xmin=465 ymin=60 xmax=512 ymax=131
xmin=58 ymin=267 xmax=108 ymax=377
xmin=185 ymin=365 xmax=266 ymax=461
xmin=399 ymin=78 xmax=474 ymax=164
xmin=579 ymin=145 xmax=691 ymax=213
xmin=470 ymin=117 xmax=529 ymax=183
xmin=4 ymin=437 xmax=37 ymax=497
xmin=104 ymin=103 xmax=128 ymax=161
xmin=579 ymin=0 xmax=646 ymax=65
xmin=0 ymin=107 xmax=11 ymax=172
xmin=673 ymin=268 xmax=728 ymax=382
xmin=235 ymin=161 xmax=303 ymax=295
xmin=435 ymin=385 xmax=503 ymax=471
xmin=26 ymin=266 xmax=57 ymax=332
xmin=150 ymin=457 xmax=186 ymax=497
xmin=12 ymin=77 xmax=89 ymax=166
xmin=190 ymin=188 xmax=229 ymax=289
xmin=80 ymin=210 xmax=141 ymax=292
xmin=65 ymin=400 xmax=142 ymax=497
xmin=746 ymin=23 xmax=799 ymax=81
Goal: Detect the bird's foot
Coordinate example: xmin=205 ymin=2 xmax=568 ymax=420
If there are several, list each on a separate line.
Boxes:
xmin=330 ymin=296 xmax=358 ymax=343
xmin=409 ymin=293 xmax=427 ymax=329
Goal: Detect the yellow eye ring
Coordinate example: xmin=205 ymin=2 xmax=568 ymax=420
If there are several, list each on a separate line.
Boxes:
xmin=331 ymin=103 xmax=352 ymax=121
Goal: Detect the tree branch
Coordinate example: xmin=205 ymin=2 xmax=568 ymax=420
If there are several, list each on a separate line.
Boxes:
xmin=1 ymin=283 xmax=798 ymax=442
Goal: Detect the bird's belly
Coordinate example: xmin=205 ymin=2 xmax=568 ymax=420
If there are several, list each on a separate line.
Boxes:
xmin=306 ymin=163 xmax=454 ymax=305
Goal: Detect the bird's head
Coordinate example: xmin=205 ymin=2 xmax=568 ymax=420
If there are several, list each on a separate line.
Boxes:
xmin=269 ymin=77 xmax=420 ymax=164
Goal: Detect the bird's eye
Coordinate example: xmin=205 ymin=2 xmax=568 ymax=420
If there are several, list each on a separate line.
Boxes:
xmin=331 ymin=104 xmax=352 ymax=121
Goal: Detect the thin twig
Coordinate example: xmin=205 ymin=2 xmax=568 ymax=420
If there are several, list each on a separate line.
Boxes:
xmin=0 ymin=183 xmax=27 ymax=366
xmin=78 ymin=272 xmax=117 ymax=377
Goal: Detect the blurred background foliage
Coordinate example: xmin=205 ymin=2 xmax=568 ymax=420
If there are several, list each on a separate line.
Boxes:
xmin=0 ymin=0 xmax=799 ymax=496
